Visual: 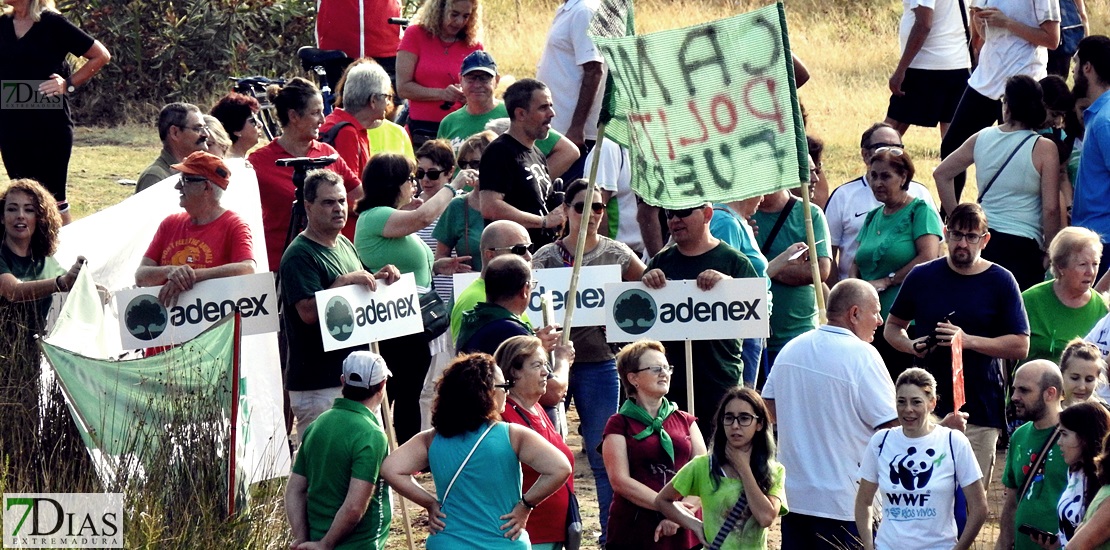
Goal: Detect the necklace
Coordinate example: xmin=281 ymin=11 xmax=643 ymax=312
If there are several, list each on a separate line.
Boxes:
xmin=439 ymin=34 xmax=457 ymax=54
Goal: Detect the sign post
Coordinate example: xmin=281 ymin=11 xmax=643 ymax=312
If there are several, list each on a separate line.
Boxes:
xmin=372 ymin=339 xmax=415 ymax=550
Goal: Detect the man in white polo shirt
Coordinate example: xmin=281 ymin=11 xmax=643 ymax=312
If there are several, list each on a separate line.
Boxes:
xmin=825 ymin=122 xmax=939 ymax=284
xmin=763 ymin=279 xmax=897 ymax=550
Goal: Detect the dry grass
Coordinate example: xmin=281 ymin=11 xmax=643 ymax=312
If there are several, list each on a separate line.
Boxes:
xmin=2 ymin=0 xmax=1109 ymax=547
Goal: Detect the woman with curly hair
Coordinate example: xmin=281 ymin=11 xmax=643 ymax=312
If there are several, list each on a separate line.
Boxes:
xmin=396 ymin=0 xmax=484 ymax=146
xmin=0 ymin=178 xmax=87 ymax=334
xmin=656 ymin=387 xmax=787 ymax=549
xmin=381 ymin=353 xmax=571 ymax=549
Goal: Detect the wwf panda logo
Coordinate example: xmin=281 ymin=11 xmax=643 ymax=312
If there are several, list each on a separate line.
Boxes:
xmin=888 ymin=446 xmax=939 ymax=490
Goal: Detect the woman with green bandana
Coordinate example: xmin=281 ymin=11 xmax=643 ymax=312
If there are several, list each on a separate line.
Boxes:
xmin=601 ymin=339 xmax=707 ymax=550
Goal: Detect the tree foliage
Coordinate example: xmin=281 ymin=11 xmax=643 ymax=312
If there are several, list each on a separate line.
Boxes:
xmin=59 ymin=0 xmax=316 ymax=125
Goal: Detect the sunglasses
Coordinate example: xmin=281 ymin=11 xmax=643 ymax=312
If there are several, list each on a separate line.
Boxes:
xmin=573 ymin=201 xmax=606 ymax=214
xmin=488 ymin=243 xmax=532 ymax=256
xmin=180 ymin=175 xmax=208 ymax=185
xmin=664 ymin=207 xmax=699 ymax=219
xmin=415 ymin=168 xmax=445 ymax=180
xmin=872 ymin=146 xmax=905 ymax=156
xmin=458 ymin=160 xmax=481 ymax=170
xmin=867 ymin=142 xmax=904 ymax=150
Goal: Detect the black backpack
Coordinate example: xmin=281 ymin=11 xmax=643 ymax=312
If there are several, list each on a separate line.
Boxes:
xmin=318 ymin=121 xmax=352 ymax=148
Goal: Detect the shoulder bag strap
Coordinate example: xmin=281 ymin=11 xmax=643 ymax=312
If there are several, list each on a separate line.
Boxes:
xmin=977 ymin=134 xmax=1038 ymax=203
xmin=1017 ymin=426 xmax=1063 ymax=501
xmin=760 ymin=196 xmax=797 ymax=256
xmin=955 ymin=0 xmax=974 ymax=66
xmin=441 ymin=422 xmax=497 ymax=504
xmin=708 ymin=489 xmax=750 ymax=550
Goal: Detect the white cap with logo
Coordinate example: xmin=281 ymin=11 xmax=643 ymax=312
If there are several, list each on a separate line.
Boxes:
xmin=342 ymin=351 xmax=392 ymax=388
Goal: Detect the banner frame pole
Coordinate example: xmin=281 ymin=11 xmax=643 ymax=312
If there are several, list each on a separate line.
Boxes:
xmin=560 ymin=123 xmax=608 ymax=343
xmin=799 ymin=181 xmax=827 ymax=324
xmin=227 ymin=311 xmax=242 ymax=518
xmin=684 ymin=339 xmax=694 ymax=416
xmin=372 ymin=340 xmax=416 ymax=550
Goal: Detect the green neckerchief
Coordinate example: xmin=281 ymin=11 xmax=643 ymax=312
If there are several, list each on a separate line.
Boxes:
xmin=619 ymin=398 xmax=678 ymax=463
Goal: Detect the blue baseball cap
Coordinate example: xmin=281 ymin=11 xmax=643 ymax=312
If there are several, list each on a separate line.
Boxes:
xmin=461 ymin=51 xmax=497 ymax=76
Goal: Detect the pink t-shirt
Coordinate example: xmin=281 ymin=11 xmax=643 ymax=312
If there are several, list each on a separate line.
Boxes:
xmin=398 ymin=25 xmax=482 ymax=124
xmin=143 ymin=210 xmax=254 ymax=268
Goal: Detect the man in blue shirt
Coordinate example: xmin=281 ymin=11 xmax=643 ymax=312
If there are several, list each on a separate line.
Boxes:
xmin=1070 ymin=36 xmax=1110 ymax=284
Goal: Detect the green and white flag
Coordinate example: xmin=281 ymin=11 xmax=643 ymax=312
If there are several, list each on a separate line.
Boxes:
xmin=590 ymin=2 xmax=807 ymax=208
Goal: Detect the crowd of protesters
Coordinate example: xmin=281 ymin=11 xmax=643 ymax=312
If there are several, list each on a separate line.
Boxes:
xmin=7 ymin=0 xmax=1110 ymax=548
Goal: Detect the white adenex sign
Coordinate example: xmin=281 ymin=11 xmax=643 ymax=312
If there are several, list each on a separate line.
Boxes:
xmin=314 ymin=273 xmax=423 ymax=352
xmin=453 ymin=265 xmax=621 ymax=328
xmin=115 ymin=273 xmax=278 ymax=349
xmin=605 ymin=278 xmax=769 ymax=342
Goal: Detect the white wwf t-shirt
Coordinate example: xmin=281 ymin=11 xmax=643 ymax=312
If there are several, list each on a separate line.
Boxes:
xmin=859 ymin=426 xmax=983 ymax=550
xmin=1057 ymin=469 xmax=1087 ymax=546
xmin=901 ymin=0 xmax=972 ymax=70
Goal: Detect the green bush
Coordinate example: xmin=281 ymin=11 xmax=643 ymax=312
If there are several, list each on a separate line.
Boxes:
xmin=60 ymin=0 xmax=317 ymax=126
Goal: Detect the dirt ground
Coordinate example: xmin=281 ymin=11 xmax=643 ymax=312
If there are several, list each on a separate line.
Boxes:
xmin=387 ymin=407 xmax=1009 ymax=549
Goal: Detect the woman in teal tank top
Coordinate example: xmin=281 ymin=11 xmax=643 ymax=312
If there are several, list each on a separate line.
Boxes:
xmin=382 ymin=353 xmax=571 ymax=548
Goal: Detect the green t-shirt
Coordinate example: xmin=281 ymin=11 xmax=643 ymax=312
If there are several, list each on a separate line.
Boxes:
xmin=854 ymin=199 xmax=942 ymax=318
xmin=670 ymin=454 xmax=788 ymax=550
xmin=751 ymin=200 xmax=832 ymax=352
xmin=432 ymin=195 xmax=484 ymax=272
xmin=354 ymin=206 xmax=433 ymax=288
xmin=0 ymin=242 xmax=64 ymax=332
xmin=436 ymin=101 xmax=562 ymax=155
xmin=449 ymin=277 xmax=530 ymax=344
xmin=366 ymin=120 xmax=415 ymax=159
xmin=293 ymin=398 xmax=392 ymax=549
xmin=1022 ymin=280 xmax=1109 ymax=362
xmin=1002 ymin=422 xmax=1069 ymax=550
xmin=1083 ymin=484 xmax=1110 ymax=550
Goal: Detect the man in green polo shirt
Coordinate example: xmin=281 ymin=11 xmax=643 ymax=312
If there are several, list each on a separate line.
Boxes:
xmin=286 ymin=351 xmax=393 ymax=550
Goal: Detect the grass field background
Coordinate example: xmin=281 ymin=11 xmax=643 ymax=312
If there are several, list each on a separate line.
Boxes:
xmin=1 ymin=0 xmax=1107 ymax=547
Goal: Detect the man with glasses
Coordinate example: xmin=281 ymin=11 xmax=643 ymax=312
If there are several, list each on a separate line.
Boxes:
xmin=135 ymin=151 xmax=254 ymax=308
xmin=825 ymin=122 xmax=939 ymax=285
xmin=136 ymin=102 xmax=210 ymax=193
xmin=641 ymin=202 xmax=757 ymax=436
xmin=449 ymin=220 xmax=535 ymax=343
xmin=763 ymin=279 xmax=897 ymax=550
xmin=319 ymin=61 xmax=387 ymax=179
xmin=886 ymin=202 xmax=1030 ymax=487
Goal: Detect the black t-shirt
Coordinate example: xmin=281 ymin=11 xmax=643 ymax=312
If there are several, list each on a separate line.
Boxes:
xmin=0 ymin=11 xmax=95 ymax=131
xmin=479 ymin=133 xmax=556 ymax=246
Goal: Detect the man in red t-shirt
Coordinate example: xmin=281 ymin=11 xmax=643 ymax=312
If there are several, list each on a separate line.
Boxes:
xmin=135 ymin=151 xmax=255 ymax=306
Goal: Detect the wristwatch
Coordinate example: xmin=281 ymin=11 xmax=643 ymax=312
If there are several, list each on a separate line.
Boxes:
xmin=64 ymin=77 xmax=75 ymax=94
xmin=886 ymin=272 xmax=896 ymax=286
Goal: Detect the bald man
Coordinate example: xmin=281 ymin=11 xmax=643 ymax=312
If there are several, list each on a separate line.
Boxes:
xmin=763 ymin=279 xmax=898 ymax=550
xmin=997 ymin=360 xmax=1066 ymax=550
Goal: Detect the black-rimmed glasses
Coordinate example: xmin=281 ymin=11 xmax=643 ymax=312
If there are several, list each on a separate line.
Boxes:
xmin=722 ymin=413 xmax=760 ymax=427
xmin=946 ymin=229 xmax=987 ymax=244
xmin=493 ymin=381 xmax=513 ymax=393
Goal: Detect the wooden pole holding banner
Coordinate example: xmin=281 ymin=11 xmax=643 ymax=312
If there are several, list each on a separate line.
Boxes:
xmin=559 ymin=123 xmax=609 ymax=343
xmin=798 ymin=180 xmax=827 ymax=324
xmin=227 ymin=311 xmax=242 ymax=518
xmin=685 ymin=340 xmax=695 ymax=416
xmin=371 ymin=341 xmax=416 ymax=550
